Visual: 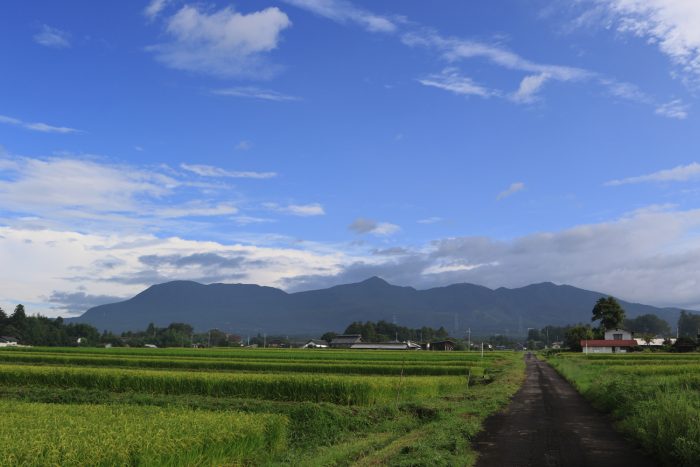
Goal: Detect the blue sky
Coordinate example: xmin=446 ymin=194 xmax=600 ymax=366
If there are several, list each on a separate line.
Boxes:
xmin=1 ymin=0 xmax=700 ymax=316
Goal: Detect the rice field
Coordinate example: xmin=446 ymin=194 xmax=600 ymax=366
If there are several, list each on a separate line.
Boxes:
xmin=546 ymin=352 xmax=700 ymax=467
xmin=0 ymin=346 xmax=524 ymax=466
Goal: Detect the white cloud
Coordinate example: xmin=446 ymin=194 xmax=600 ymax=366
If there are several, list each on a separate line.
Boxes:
xmin=212 ymin=87 xmax=300 ymax=101
xmin=418 ymin=68 xmax=494 ymax=98
xmin=149 ymin=5 xmax=292 ymax=78
xmin=144 ymin=0 xmax=171 ymax=20
xmin=0 ymin=114 xmax=80 ymax=134
xmin=417 ymin=217 xmax=443 ymax=224
xmin=403 ymin=30 xmax=591 ymax=82
xmin=0 ymin=226 xmax=345 ymax=317
xmin=655 ymin=99 xmax=689 ymax=119
xmin=0 ymin=154 xmax=291 ymax=235
xmin=283 ymin=0 xmax=397 ymax=33
xmin=590 ymin=0 xmax=700 ymax=81
xmin=180 ymin=163 xmax=277 ymax=179
xmin=155 ymin=202 xmax=238 ymax=218
xmin=264 ymin=202 xmax=326 ymax=216
xmin=33 ymin=25 xmax=70 ymax=48
xmin=600 ymin=78 xmax=652 ymax=104
xmin=348 ymin=218 xmax=400 ymax=236
xmin=7 ymin=207 xmax=700 ymax=318
xmin=0 ymin=157 xmax=173 ymax=215
xmin=512 ymin=74 xmax=549 ymax=103
xmin=289 ymin=207 xmax=700 ymax=310
xmin=235 ymin=140 xmax=253 ymax=151
xmin=606 ymin=162 xmax=700 ymax=186
xmin=497 ymin=182 xmax=525 ymax=200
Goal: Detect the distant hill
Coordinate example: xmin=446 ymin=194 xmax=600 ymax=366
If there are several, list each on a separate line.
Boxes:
xmin=68 ymin=277 xmax=685 ymax=336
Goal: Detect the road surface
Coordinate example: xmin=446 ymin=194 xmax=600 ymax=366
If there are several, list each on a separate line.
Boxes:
xmin=473 ymin=354 xmax=656 ymax=467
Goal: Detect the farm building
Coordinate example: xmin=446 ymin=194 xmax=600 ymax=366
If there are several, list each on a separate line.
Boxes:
xmin=350 ymin=341 xmax=421 ymax=351
xmin=581 ymin=328 xmax=636 ymax=353
xmin=430 ymin=340 xmax=456 ymax=351
xmin=302 ymin=339 xmax=329 ymax=349
xmin=329 ymin=334 xmax=363 ymax=348
xmin=0 ymin=337 xmax=18 ymax=347
xmin=634 ymin=337 xmax=675 ymax=348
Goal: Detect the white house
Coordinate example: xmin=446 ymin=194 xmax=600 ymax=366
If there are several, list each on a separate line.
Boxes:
xmin=634 ymin=337 xmax=676 ymax=347
xmin=0 ymin=336 xmax=18 ymax=347
xmin=302 ymin=339 xmax=329 ymax=349
xmin=604 ymin=328 xmax=632 ymax=340
xmin=582 ymin=328 xmax=637 ymax=354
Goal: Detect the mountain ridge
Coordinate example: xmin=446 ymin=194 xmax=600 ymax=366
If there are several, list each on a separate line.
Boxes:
xmin=68 ymin=278 xmax=687 ymax=336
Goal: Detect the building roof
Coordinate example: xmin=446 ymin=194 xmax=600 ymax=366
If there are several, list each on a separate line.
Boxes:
xmin=350 ymin=343 xmax=419 ymax=350
xmin=581 ymin=339 xmax=637 ymax=347
xmin=330 ymin=334 xmax=363 ymax=344
xmin=0 ymin=336 xmax=18 ymax=343
xmin=305 ymin=339 xmax=328 ymax=346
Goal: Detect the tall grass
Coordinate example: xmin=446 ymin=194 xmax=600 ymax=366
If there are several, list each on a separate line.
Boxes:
xmin=0 ymin=400 xmax=287 ymax=466
xmin=0 ymin=351 xmax=480 ymax=376
xmin=547 ymin=353 xmax=700 ymax=466
xmin=0 ymin=363 xmax=464 ymax=405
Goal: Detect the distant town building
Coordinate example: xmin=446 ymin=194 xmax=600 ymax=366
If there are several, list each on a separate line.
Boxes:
xmin=0 ymin=336 xmax=18 ymax=347
xmin=330 ymin=334 xmax=363 ymax=348
xmin=634 ymin=337 xmax=676 ymax=348
xmin=350 ymin=341 xmax=421 ymax=351
xmin=302 ymin=339 xmax=329 ymax=349
xmin=430 ymin=340 xmax=456 ymax=351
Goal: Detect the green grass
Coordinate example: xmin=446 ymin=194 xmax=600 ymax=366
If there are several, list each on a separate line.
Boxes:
xmin=0 ymin=348 xmax=525 ymax=466
xmin=0 ymin=350 xmax=483 ymax=376
xmin=547 ymin=353 xmax=700 ymax=467
xmin=0 ymin=400 xmax=287 ymax=466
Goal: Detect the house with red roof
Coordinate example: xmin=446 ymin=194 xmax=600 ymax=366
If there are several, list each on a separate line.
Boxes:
xmin=581 ymin=328 xmax=637 ymax=354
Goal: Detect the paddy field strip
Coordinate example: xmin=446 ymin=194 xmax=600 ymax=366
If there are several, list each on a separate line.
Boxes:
xmin=0 ymin=347 xmax=524 ymax=466
xmin=546 ymin=352 xmax=700 ymax=467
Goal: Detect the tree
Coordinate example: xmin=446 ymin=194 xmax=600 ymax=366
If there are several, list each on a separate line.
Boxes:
xmin=565 ymin=325 xmax=594 ymax=351
xmin=591 ymin=297 xmax=625 ymax=331
xmin=321 ymin=332 xmax=337 ymax=343
xmin=678 ymin=311 xmax=700 ymax=338
xmin=624 ymin=314 xmax=671 ymax=336
xmin=11 ymin=304 xmax=26 ymax=323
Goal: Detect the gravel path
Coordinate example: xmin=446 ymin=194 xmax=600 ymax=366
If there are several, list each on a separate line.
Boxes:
xmin=473 ymin=354 xmax=656 ymax=467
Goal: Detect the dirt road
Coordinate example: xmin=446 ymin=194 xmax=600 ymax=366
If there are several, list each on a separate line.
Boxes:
xmin=473 ymin=355 xmax=656 ymax=467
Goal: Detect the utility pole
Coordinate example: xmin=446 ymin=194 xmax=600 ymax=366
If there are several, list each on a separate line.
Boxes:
xmin=481 ymin=342 xmax=484 ymax=358
xmin=263 ymin=333 xmax=267 ymax=348
xmin=466 ymin=328 xmax=471 ymax=351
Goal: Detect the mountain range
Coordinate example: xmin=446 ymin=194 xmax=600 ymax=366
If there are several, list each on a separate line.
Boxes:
xmin=67 ymin=277 xmax=686 ymax=337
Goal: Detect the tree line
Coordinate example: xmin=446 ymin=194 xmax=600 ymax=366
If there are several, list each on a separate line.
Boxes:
xmin=322 ymin=320 xmax=451 ymax=343
xmin=0 ymin=304 xmax=241 ymax=348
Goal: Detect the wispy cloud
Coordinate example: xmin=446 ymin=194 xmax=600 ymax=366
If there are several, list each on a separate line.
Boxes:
xmin=582 ymin=1 xmax=700 ymax=83
xmin=655 ymin=99 xmax=689 ymax=119
xmin=606 ymin=162 xmax=700 ymax=186
xmin=264 ymin=202 xmax=326 ymax=216
xmin=418 ymin=68 xmax=494 ymax=98
xmin=403 ymin=30 xmax=591 ymax=82
xmin=144 ymin=0 xmax=171 ymax=20
xmin=148 ymin=5 xmax=292 ymax=78
xmin=497 ymin=182 xmax=525 ymax=200
xmin=235 ymin=140 xmax=253 ymax=151
xmin=511 ymin=74 xmax=549 ymax=103
xmin=417 ymin=217 xmax=443 ymax=224
xmin=348 ymin=218 xmax=400 ymax=236
xmin=33 ymin=24 xmax=71 ymax=48
xmin=180 ymin=163 xmax=277 ymax=179
xmin=212 ymin=87 xmax=300 ymax=102
xmin=283 ymin=0 xmax=397 ymax=33
xmin=0 ymin=114 xmax=81 ymax=134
